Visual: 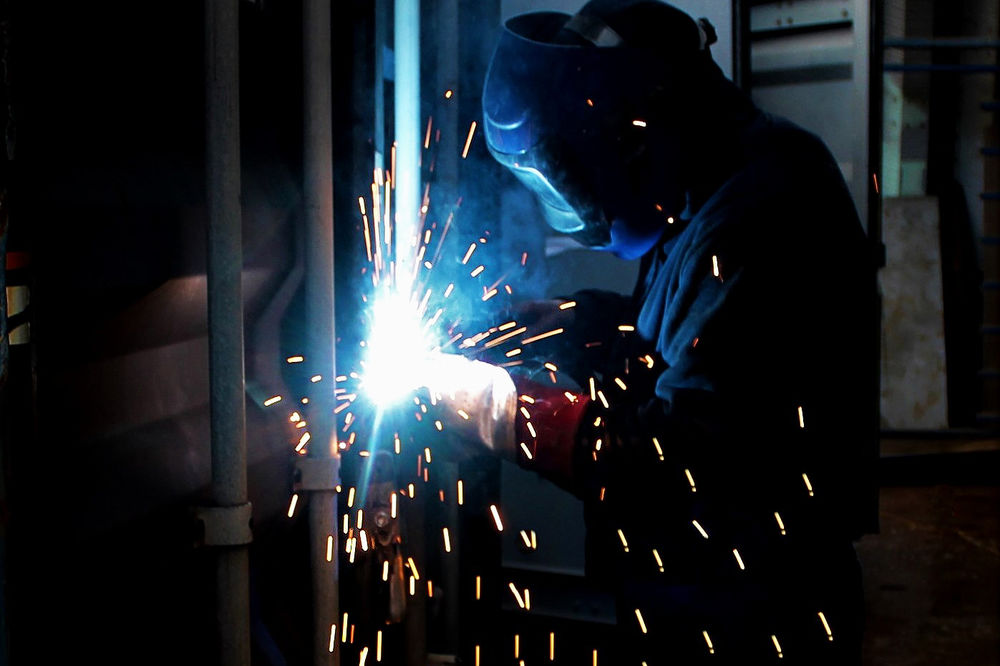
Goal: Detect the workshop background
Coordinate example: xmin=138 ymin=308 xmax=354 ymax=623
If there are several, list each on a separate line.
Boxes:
xmin=0 ymin=0 xmax=997 ymax=664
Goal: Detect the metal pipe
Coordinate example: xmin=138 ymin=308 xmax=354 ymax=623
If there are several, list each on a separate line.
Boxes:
xmin=303 ymin=1 xmax=340 ymax=665
xmin=205 ymin=0 xmax=250 ymax=664
xmin=394 ymin=0 xmax=420 ymax=291
xmin=884 ymin=37 xmax=1000 ymax=49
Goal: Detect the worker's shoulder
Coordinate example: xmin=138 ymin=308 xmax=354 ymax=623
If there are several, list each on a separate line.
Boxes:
xmin=743 ymin=113 xmax=842 ymax=183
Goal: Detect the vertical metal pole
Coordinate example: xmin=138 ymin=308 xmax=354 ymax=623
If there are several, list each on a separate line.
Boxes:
xmin=393 ymin=0 xmax=420 ymax=291
xmin=434 ymin=0 xmax=461 ymax=654
xmin=374 ymin=0 xmax=388 ymax=174
xmin=304 ymin=1 xmax=340 ymax=665
xmin=205 ymin=1 xmax=250 ymax=665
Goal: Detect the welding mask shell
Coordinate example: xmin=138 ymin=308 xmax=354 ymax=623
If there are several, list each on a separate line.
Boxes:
xmin=483 ymin=5 xmax=712 ymax=257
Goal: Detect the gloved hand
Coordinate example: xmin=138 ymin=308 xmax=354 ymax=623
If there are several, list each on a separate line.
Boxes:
xmin=423 ymin=354 xmax=518 ymax=458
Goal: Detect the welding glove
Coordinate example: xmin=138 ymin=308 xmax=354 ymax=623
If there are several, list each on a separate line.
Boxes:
xmin=424 ymin=354 xmax=518 ymax=457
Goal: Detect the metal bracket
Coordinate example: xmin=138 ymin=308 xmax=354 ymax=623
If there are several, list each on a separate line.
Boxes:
xmin=295 ymin=456 xmax=341 ymax=491
xmin=193 ymin=502 xmax=253 ymax=547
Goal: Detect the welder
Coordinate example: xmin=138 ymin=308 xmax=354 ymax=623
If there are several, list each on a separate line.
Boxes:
xmin=435 ymin=1 xmax=877 ymax=663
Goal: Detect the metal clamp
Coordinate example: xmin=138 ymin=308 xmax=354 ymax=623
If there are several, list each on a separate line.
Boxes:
xmin=193 ymin=502 xmax=253 ymax=547
xmin=295 ymin=456 xmax=341 ymax=491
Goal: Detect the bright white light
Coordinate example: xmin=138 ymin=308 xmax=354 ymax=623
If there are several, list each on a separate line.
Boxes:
xmin=361 ymin=293 xmax=433 ymax=406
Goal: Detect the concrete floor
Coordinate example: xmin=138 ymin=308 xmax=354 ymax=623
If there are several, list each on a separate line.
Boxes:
xmin=857 ymin=484 xmax=1000 ymax=665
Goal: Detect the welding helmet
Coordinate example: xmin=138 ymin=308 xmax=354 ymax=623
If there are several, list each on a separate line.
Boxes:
xmin=482 ymin=1 xmax=718 ymax=258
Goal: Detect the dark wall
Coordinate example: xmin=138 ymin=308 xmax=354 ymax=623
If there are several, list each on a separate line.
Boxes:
xmin=0 ymin=1 xmax=343 ymax=663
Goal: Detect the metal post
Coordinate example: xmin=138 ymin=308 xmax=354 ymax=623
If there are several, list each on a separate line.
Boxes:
xmin=303 ymin=1 xmax=340 ymax=665
xmin=205 ymin=1 xmax=251 ymax=665
xmin=393 ymin=0 xmax=421 ymax=291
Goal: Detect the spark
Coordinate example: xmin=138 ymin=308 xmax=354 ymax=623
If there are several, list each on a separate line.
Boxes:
xmin=519 ymin=406 xmax=532 ymax=420
xmin=596 ymin=390 xmax=609 ymax=409
xmin=377 ymin=630 xmax=383 ymax=661
xmin=589 ymin=377 xmax=597 ymax=401
xmin=482 ymin=288 xmax=498 ymax=301
xmin=457 ymin=409 xmax=470 ymax=420
xmin=424 ymin=116 xmax=433 ymax=149
xmin=521 ymin=328 xmax=564 ymax=345
xmin=802 ymin=472 xmax=815 ymax=497
xmin=390 ymin=492 xmax=398 ymax=518
xmin=326 ymin=535 xmax=334 ymax=562
xmin=328 ymin=624 xmax=337 ymax=652
xmin=544 ymin=362 xmax=558 ymax=371
xmin=508 ymin=582 xmax=525 ymax=608
xmin=520 ymin=394 xmax=535 ymax=404
xmin=712 ymin=255 xmax=720 ymax=278
xmin=444 ymin=283 xmax=455 ymax=298
xmin=359 ymin=647 xmax=369 ymax=666
xmin=642 ymin=354 xmax=655 ymax=368
xmin=347 ymin=487 xmax=356 ymax=507
xmin=692 ymin=520 xmax=709 ymax=539
xmin=356 ymin=509 xmax=364 ymax=529
xmin=462 ymin=242 xmax=477 ymax=264
xmin=263 ymin=395 xmax=282 ymax=406
xmin=775 ymin=512 xmax=786 ymax=535
xmin=287 ymin=494 xmax=299 ymax=518
xmin=558 ymin=300 xmax=577 ymax=310
xmin=617 ymin=528 xmax=630 ymax=552
xmin=733 ymin=548 xmax=746 ymax=570
xmin=483 ymin=326 xmax=527 ymax=349
xmin=685 ymin=468 xmax=697 ymax=491
xmin=818 ymin=611 xmax=834 ymax=640
xmin=514 ymin=634 xmax=520 ymax=658
xmin=382 ymin=560 xmax=389 ymax=581
xmin=342 ymin=613 xmax=349 ymax=643
xmin=771 ymin=634 xmax=783 ymax=659
xmin=506 ymin=348 xmax=522 ymax=358
xmin=295 ymin=431 xmax=311 ymax=452
xmin=702 ymin=630 xmax=715 ymax=654
xmin=408 ymin=556 xmax=420 ymax=580
xmin=634 ymin=608 xmax=648 ymax=633
xmin=462 ymin=121 xmax=478 ymax=159
xmin=873 ymin=172 xmax=879 ymax=194
xmin=798 ymin=405 xmax=805 ymax=428
xmin=490 ymin=504 xmax=504 ymax=531
xmin=286 ymin=355 xmax=304 ymax=363
xmin=617 ymin=324 xmax=635 ymax=332
xmin=475 ymin=575 xmax=481 ymax=599
xmin=520 ymin=442 xmax=533 ymax=459
xmin=470 ymin=264 xmax=485 ymax=277
xmin=632 ymin=119 xmax=647 ymax=127
xmin=457 ymin=480 xmax=464 ymax=505
xmin=525 ymin=421 xmax=536 ymax=438
xmin=614 ymin=377 xmax=627 ymax=391
xmin=652 ymin=548 xmax=664 ymax=572
xmin=443 ymin=527 xmax=452 ymax=552
xmin=549 ymin=632 xmax=555 ymax=661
